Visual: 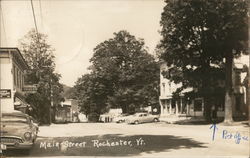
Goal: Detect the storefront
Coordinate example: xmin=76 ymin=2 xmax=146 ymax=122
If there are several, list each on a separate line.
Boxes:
xmin=159 ymin=61 xmax=248 ymax=119
xmin=0 ymin=48 xmax=32 ymax=113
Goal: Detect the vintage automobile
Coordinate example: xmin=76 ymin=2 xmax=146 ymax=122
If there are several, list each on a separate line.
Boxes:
xmin=113 ymin=114 xmax=130 ymax=123
xmin=29 ymin=116 xmax=39 ymax=134
xmin=127 ymin=112 xmax=160 ymax=124
xmin=0 ymin=111 xmax=38 ymax=151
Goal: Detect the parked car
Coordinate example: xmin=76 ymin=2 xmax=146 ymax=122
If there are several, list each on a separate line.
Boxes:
xmin=127 ymin=112 xmax=159 ymax=124
xmin=113 ymin=114 xmax=130 ymax=123
xmin=0 ymin=111 xmax=38 ymax=151
xmin=29 ymin=116 xmax=39 ymax=134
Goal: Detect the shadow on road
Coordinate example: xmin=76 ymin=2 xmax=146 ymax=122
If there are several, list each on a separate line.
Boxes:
xmin=4 ymin=134 xmax=207 ymax=157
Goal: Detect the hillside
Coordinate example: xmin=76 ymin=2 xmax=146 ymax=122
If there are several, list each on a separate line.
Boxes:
xmin=62 ymin=84 xmax=75 ymax=99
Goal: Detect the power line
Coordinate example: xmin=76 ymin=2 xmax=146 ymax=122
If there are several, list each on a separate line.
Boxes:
xmin=0 ymin=3 xmax=7 ymax=46
xmin=30 ymin=0 xmax=39 ymax=36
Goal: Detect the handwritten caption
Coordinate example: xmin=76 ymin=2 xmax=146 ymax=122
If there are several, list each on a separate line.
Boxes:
xmin=210 ymin=124 xmax=249 ymax=144
xmin=40 ymin=137 xmax=146 ymax=150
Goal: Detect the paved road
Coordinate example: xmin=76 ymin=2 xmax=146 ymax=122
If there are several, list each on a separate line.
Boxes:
xmin=3 ymin=122 xmax=249 ymax=157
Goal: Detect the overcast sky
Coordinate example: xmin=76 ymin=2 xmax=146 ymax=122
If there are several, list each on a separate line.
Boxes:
xmin=0 ymin=0 xmax=165 ymax=86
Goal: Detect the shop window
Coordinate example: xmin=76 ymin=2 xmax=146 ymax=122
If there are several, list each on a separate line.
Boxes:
xmin=194 ymin=99 xmax=203 ymax=112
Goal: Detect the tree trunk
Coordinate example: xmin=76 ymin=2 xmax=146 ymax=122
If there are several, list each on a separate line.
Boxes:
xmin=248 ymin=55 xmax=250 ymax=125
xmin=248 ymin=0 xmax=250 ymax=125
xmin=224 ymin=51 xmax=234 ymax=124
xmin=175 ymin=100 xmax=179 ymax=115
xmin=204 ymin=97 xmax=211 ymax=122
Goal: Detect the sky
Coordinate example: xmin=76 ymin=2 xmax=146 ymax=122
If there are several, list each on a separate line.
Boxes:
xmin=1 ymin=0 xmax=249 ymax=87
xmin=0 ymin=0 xmax=165 ymax=86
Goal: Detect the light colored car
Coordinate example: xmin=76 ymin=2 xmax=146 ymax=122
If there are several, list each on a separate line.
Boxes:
xmin=127 ymin=112 xmax=159 ymax=124
xmin=113 ymin=114 xmax=130 ymax=123
xmin=29 ymin=116 xmax=39 ymax=134
xmin=0 ymin=111 xmax=38 ymax=151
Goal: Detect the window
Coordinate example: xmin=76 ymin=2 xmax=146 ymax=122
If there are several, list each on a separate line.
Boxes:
xmin=20 ymin=74 xmax=23 ymax=89
xmin=19 ymin=71 xmax=22 ymax=88
xmin=17 ymin=69 xmax=19 ymax=88
xmin=13 ymin=65 xmax=16 ymax=86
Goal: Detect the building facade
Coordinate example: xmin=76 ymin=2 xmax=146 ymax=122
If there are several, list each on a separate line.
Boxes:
xmin=0 ymin=48 xmax=30 ymax=113
xmin=55 ymin=99 xmax=80 ymax=123
xmin=159 ymin=62 xmax=201 ymax=117
xmin=159 ymin=61 xmax=248 ymax=119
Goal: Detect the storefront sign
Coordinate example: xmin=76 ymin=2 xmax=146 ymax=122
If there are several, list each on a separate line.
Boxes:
xmin=0 ymin=89 xmax=11 ymax=98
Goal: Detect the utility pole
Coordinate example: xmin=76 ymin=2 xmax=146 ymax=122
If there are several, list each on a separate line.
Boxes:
xmin=50 ymin=77 xmax=53 ymax=124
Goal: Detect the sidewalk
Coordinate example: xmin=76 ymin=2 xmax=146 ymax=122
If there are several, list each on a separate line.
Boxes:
xmin=159 ymin=114 xmax=206 ymax=124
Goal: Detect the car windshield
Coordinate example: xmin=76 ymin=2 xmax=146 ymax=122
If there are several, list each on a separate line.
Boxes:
xmin=133 ymin=113 xmax=144 ymax=116
xmin=1 ymin=115 xmax=28 ymax=123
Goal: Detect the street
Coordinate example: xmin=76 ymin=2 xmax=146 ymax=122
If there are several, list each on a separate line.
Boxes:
xmin=3 ymin=122 xmax=249 ymax=157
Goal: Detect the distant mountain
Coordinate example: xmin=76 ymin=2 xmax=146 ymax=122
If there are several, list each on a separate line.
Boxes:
xmin=62 ymin=84 xmax=75 ymax=99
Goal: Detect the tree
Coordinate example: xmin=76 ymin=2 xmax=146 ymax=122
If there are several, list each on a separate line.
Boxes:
xmin=91 ymin=30 xmax=159 ymax=113
xmin=19 ymin=29 xmax=64 ymax=124
xmin=158 ymin=0 xmax=248 ymax=123
xmin=74 ymin=73 xmax=110 ymax=121
xmin=74 ymin=30 xmax=159 ymax=117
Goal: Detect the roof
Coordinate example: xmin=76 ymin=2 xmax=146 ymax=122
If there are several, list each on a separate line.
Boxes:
xmin=0 ymin=47 xmax=29 ymax=70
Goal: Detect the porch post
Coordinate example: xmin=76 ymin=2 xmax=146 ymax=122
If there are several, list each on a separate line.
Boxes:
xmin=169 ymin=99 xmax=172 ymax=114
xmin=165 ymin=100 xmax=169 ymax=114
xmin=180 ymin=97 xmax=183 ymax=114
xmin=159 ymin=99 xmax=164 ymax=115
xmin=175 ymin=100 xmax=179 ymax=115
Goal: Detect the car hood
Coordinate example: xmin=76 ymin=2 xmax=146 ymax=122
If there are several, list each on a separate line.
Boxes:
xmin=1 ymin=123 xmax=31 ymax=137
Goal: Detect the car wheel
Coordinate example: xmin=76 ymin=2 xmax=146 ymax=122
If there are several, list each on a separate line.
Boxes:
xmin=153 ymin=118 xmax=159 ymax=122
xmin=134 ymin=120 xmax=139 ymax=124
